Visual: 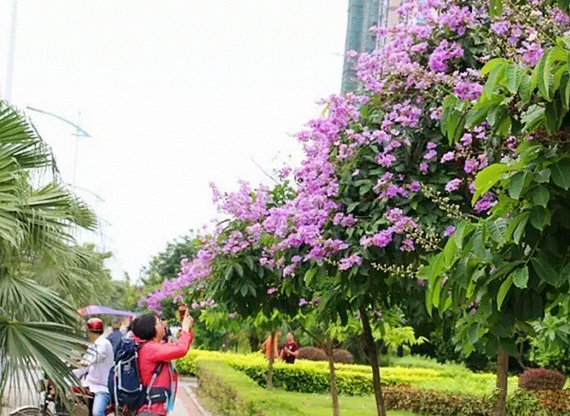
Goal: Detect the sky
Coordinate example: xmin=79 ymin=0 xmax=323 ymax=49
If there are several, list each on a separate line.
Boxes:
xmin=0 ymin=1 xmax=348 ymax=282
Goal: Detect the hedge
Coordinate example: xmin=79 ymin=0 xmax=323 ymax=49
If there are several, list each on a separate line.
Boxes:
xmin=195 ymin=357 xmax=570 ymax=416
xmin=196 ymin=359 xmax=308 ymax=416
xmin=176 ymin=350 xmax=515 ymax=396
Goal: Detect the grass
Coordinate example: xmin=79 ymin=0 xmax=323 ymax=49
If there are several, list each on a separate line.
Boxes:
xmin=197 ymin=386 xmax=424 ymax=416
xmin=270 ymin=390 xmax=421 ymax=416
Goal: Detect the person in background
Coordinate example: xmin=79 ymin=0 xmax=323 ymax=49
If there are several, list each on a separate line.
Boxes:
xmin=261 ymin=330 xmax=281 ymax=361
xmin=73 ymin=318 xmax=114 ymax=416
xmin=107 ymin=317 xmax=124 ymax=354
xmin=132 ymin=313 xmax=194 ymax=416
xmin=280 ymin=332 xmax=300 ymax=364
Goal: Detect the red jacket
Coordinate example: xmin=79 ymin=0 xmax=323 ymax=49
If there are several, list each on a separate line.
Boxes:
xmin=134 ymin=331 xmax=194 ymax=415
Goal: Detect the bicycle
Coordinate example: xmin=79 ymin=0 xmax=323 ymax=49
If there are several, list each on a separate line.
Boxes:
xmin=9 ymin=379 xmax=125 ymax=416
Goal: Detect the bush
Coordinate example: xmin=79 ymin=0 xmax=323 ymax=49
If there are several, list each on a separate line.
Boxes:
xmin=519 ymin=368 xmax=567 ymax=391
xmin=333 ymin=349 xmax=354 ymax=364
xmin=383 ymin=385 xmax=494 ymax=416
xmin=196 ymin=359 xmax=307 ymax=416
xmin=297 ymin=346 xmax=327 ymax=361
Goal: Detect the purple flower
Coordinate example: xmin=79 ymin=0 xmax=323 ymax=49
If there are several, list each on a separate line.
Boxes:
xmin=464 ymin=158 xmax=479 ymax=174
xmin=491 ymin=21 xmax=509 ymax=36
xmin=441 ymin=151 xmax=455 ymax=163
xmin=409 ymin=181 xmax=421 ymax=192
xmin=420 ymin=163 xmax=429 ymax=173
xmin=267 ymin=287 xmax=277 ymax=295
xmin=445 ymin=178 xmax=462 ymax=192
xmin=454 ymin=81 xmax=483 ymax=101
xmin=299 ymin=298 xmax=309 ymax=307
xmin=423 ymin=149 xmax=438 ymax=160
xmin=372 ymin=230 xmax=393 ymax=247
xmin=339 ymin=254 xmax=362 ymax=270
xmin=444 ymin=225 xmax=456 ymax=237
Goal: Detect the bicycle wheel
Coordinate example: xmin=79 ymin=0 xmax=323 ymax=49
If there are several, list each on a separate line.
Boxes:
xmin=9 ymin=406 xmax=52 ymax=416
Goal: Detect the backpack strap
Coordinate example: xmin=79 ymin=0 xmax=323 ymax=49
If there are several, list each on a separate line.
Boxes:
xmin=145 ymin=362 xmax=165 ymax=409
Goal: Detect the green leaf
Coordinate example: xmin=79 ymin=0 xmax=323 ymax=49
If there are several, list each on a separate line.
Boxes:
xmin=480 ymin=58 xmax=506 ymax=76
xmin=443 ymin=237 xmax=458 ymax=268
xmin=559 ymin=262 xmax=570 ymax=285
xmin=506 ymin=64 xmax=524 ymax=94
xmin=536 ymin=50 xmax=554 ymax=101
xmin=530 ymin=206 xmax=551 ymax=230
xmin=488 ymin=218 xmax=507 ymax=244
xmin=521 ymin=105 xmax=546 ymax=133
xmin=497 ymin=274 xmax=513 ymax=311
xmin=473 ymin=163 xmax=509 ymax=203
xmin=506 ymin=212 xmax=529 ymax=243
xmin=535 ymin=168 xmax=551 ymax=183
xmin=512 ymin=266 xmax=529 ymax=289
xmin=554 ymin=66 xmax=567 ymax=92
xmin=304 ymin=268 xmax=317 ymax=285
xmin=564 ymin=74 xmax=570 ymax=109
xmin=519 ymin=73 xmax=531 ymax=103
xmin=347 ymin=201 xmax=360 ymax=213
xmin=483 ymin=63 xmax=507 ymax=98
xmin=532 ymin=254 xmax=560 ymax=286
xmin=234 ymin=263 xmax=244 ymax=277
xmin=466 ymin=95 xmax=503 ymax=128
xmin=513 ymin=213 xmax=529 ymax=244
xmin=551 ymin=159 xmax=570 ymax=190
xmin=454 ymin=221 xmax=475 ymax=249
xmin=532 ymin=185 xmax=550 ymax=207
xmin=508 ymin=171 xmax=527 ymax=199
xmin=467 ymin=324 xmax=480 ymax=344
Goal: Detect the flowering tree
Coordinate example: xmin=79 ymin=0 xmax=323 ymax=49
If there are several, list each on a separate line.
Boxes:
xmin=142 ymin=1 xmax=570 ymax=415
xmin=424 ymin=30 xmax=570 ymax=415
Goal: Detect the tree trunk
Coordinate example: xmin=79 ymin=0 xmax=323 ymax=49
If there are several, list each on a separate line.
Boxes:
xmin=266 ymin=330 xmax=276 ymax=389
xmin=325 ymin=339 xmax=340 ymax=416
xmin=495 ymin=346 xmax=509 ymax=416
xmin=360 ymin=306 xmax=387 ymax=416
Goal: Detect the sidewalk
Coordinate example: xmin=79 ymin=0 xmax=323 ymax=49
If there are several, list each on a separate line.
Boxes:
xmin=172 ymin=377 xmax=211 ymax=416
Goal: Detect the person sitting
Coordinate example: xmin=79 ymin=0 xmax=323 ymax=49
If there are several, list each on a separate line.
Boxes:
xmin=280 ymin=332 xmax=300 ymax=364
xmin=73 ymin=318 xmax=114 ymax=416
xmin=131 ymin=313 xmax=194 ymax=416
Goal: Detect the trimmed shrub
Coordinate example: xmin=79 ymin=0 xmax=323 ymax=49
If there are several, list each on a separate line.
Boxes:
xmin=333 ymin=349 xmax=354 ymax=364
xmin=519 ymin=368 xmax=567 ymax=391
xmin=196 ymin=359 xmax=306 ymax=416
xmin=383 ymin=385 xmax=494 ymax=416
xmin=297 ymin=346 xmax=327 ymax=361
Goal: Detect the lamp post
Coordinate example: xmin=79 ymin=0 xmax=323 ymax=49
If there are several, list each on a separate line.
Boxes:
xmin=25 ymin=106 xmax=91 ymax=185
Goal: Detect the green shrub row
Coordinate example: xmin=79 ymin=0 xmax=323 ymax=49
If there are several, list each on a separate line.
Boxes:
xmin=196 ymin=358 xmax=570 ymax=416
xmin=196 ymin=359 xmax=308 ymax=416
xmin=176 ymin=350 xmax=516 ymax=396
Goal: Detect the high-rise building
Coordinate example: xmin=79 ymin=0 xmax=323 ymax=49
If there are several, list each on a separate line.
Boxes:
xmin=341 ymin=0 xmax=398 ymax=94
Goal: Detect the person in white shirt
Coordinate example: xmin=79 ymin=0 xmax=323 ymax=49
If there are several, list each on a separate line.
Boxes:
xmin=73 ymin=318 xmax=114 ymax=416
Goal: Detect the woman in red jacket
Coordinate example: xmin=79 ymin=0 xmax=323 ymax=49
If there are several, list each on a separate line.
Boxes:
xmin=132 ymin=313 xmax=194 ymax=416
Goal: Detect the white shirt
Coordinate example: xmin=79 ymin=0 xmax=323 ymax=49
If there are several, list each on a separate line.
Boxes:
xmin=73 ymin=335 xmax=114 ymax=393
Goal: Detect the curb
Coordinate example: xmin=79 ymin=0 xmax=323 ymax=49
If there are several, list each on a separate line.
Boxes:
xmin=183 ymin=385 xmax=212 ymax=416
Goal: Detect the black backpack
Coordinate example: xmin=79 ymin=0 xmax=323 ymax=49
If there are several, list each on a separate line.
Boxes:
xmin=107 ymin=339 xmax=165 ymax=413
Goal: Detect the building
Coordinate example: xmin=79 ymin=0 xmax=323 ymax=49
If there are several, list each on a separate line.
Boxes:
xmin=341 ymin=0 xmax=399 ymax=94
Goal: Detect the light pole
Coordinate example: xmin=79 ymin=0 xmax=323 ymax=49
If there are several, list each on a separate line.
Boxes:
xmin=5 ymin=0 xmax=18 ymax=101
xmin=25 ymin=106 xmax=91 ymax=185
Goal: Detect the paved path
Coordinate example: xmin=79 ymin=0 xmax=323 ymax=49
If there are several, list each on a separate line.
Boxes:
xmin=173 ymin=377 xmax=211 ymax=416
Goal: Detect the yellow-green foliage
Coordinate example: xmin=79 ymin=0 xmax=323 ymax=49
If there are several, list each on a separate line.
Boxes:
xmin=177 ymin=350 xmax=517 ymax=396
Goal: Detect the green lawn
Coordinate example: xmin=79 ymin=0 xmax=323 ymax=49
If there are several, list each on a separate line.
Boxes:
xmin=198 ymin=387 xmax=423 ymax=416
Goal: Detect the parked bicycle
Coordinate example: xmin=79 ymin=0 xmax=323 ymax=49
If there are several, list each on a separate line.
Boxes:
xmin=9 ymin=379 xmax=125 ymax=416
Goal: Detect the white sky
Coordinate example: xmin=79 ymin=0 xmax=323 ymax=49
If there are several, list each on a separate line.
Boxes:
xmin=0 ymin=1 xmax=348 ymax=281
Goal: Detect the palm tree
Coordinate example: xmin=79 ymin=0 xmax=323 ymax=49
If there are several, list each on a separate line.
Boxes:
xmin=0 ymin=101 xmax=99 ymax=406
